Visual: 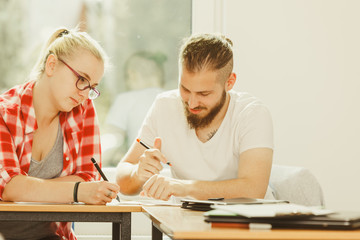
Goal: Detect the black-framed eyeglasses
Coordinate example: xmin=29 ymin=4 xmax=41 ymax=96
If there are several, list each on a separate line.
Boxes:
xmin=58 ymin=58 xmax=100 ymax=100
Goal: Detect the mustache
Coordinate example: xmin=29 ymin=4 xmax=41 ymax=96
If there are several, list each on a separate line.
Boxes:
xmin=183 ymin=90 xmax=227 ymax=129
xmin=184 ymin=103 xmax=207 ymax=111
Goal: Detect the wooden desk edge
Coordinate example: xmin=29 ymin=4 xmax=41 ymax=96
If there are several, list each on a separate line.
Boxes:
xmin=0 ymin=202 xmax=143 ymax=212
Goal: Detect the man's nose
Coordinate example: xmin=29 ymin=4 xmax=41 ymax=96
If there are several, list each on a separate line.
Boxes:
xmin=188 ymin=94 xmax=199 ymax=109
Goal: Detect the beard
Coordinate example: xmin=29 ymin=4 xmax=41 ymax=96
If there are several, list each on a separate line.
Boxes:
xmin=184 ymin=90 xmax=227 ymax=129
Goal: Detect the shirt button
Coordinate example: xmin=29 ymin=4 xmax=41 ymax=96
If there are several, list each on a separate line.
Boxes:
xmin=66 ymin=157 xmax=70 ymax=161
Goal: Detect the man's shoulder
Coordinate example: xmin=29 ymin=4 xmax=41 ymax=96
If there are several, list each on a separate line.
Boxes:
xmin=154 ymin=89 xmax=180 ymax=104
xmin=229 ymin=90 xmax=270 ymax=116
xmin=230 ymin=90 xmax=264 ymax=106
xmin=156 ymin=89 xmax=179 ymax=98
xmin=149 ymin=89 xmax=182 ymax=116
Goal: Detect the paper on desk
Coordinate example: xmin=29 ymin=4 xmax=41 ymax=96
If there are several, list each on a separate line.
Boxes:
xmin=213 ymin=203 xmax=334 ymax=218
xmin=107 ymin=195 xmax=181 ymax=206
xmin=14 ymin=202 xmax=75 ymax=205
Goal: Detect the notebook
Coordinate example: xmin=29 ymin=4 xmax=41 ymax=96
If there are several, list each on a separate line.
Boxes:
xmin=181 ymin=198 xmax=288 ymax=211
xmin=212 ymin=203 xmax=332 ymax=218
xmin=204 ymin=210 xmax=360 ymax=230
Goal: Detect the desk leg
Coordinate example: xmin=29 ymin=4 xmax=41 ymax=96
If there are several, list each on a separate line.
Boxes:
xmin=122 ymin=212 xmax=131 ymax=240
xmin=152 ymin=223 xmax=163 ymax=240
xmin=112 ymin=222 xmax=120 ymax=240
xmin=112 ymin=212 xmax=131 ymax=240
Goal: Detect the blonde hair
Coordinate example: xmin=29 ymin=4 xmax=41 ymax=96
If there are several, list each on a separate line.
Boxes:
xmin=30 ymin=27 xmax=108 ymax=80
xmin=179 ymin=33 xmax=233 ymax=82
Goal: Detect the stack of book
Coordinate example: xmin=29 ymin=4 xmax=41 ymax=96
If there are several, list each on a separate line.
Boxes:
xmin=199 ymin=200 xmax=360 ymax=230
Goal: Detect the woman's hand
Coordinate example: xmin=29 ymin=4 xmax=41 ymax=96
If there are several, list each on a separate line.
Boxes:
xmin=77 ymin=181 xmax=120 ymax=204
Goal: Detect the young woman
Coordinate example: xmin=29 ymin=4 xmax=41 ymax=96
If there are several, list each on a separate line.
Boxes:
xmin=0 ymin=28 xmax=119 ymax=240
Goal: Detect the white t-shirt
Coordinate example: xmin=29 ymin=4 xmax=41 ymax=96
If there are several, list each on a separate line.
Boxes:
xmin=106 ymin=87 xmax=163 ymax=147
xmin=139 ymin=89 xmax=274 ymax=181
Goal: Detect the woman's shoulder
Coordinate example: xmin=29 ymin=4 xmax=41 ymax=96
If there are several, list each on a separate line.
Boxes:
xmin=0 ymin=81 xmax=35 ymax=115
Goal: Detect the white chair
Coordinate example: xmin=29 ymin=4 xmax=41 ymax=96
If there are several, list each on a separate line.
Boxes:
xmin=269 ymin=164 xmax=325 ymax=207
xmin=105 ymin=166 xmax=324 ymax=207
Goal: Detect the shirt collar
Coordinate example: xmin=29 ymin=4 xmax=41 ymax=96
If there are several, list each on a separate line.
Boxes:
xmin=20 ymin=81 xmax=38 ymax=134
xmin=59 ymin=105 xmax=82 ymax=134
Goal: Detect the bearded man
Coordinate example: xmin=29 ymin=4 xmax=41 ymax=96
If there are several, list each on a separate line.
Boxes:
xmin=116 ymin=33 xmax=274 ymax=200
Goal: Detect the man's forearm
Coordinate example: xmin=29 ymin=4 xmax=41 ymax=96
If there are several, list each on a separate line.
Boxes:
xmin=116 ymin=162 xmax=144 ymax=195
xmin=185 ymin=178 xmax=268 ymax=200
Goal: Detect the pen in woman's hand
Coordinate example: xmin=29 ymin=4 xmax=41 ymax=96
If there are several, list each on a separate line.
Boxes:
xmin=91 ymin=158 xmax=120 ymax=202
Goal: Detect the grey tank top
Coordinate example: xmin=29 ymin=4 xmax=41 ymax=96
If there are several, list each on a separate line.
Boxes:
xmin=28 ymin=123 xmax=64 ymax=178
xmin=0 ymin=124 xmax=63 ymax=240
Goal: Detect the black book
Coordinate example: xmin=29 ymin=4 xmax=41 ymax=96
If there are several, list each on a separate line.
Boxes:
xmin=204 ymin=210 xmax=360 ymax=230
xmin=181 ymin=198 xmax=288 ymax=211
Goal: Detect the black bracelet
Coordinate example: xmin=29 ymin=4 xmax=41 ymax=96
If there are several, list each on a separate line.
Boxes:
xmin=73 ymin=182 xmax=81 ymax=203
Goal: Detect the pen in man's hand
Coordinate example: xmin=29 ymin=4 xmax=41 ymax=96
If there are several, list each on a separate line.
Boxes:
xmin=91 ymin=157 xmax=120 ymax=202
xmin=136 ymin=138 xmax=172 ymax=166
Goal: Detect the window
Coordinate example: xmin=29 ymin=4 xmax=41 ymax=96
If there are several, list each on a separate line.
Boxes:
xmin=0 ymin=0 xmax=192 ymax=166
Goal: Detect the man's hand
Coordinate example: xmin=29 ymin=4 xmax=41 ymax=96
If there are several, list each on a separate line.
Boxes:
xmin=141 ymin=174 xmax=189 ymax=201
xmin=135 ymin=137 xmax=168 ymax=182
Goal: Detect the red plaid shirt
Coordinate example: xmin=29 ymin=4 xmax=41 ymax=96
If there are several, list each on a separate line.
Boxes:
xmin=0 ymin=81 xmax=102 ymax=240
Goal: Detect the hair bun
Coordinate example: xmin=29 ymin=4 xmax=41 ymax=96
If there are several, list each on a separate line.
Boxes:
xmin=57 ymin=30 xmax=69 ymax=38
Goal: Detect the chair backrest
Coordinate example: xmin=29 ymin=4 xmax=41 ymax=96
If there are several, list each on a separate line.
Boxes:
xmin=269 ymin=164 xmax=325 ymax=207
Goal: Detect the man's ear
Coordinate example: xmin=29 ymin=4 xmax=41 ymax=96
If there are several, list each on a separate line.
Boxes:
xmin=225 ymin=72 xmax=237 ymax=91
xmin=44 ymin=54 xmax=57 ymax=77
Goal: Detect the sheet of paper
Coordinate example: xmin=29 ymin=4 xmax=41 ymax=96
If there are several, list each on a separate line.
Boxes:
xmin=213 ymin=203 xmax=334 ymax=218
xmin=107 ymin=195 xmax=181 ymax=206
xmin=13 ymin=202 xmax=75 ymax=205
xmin=181 ymin=197 xmax=288 ymax=205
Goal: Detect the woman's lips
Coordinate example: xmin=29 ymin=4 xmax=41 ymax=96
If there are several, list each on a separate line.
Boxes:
xmin=70 ymin=97 xmax=79 ymax=105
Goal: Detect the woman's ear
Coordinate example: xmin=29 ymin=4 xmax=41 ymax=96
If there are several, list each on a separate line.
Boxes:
xmin=44 ymin=54 xmax=57 ymax=76
xmin=225 ymin=72 xmax=237 ymax=91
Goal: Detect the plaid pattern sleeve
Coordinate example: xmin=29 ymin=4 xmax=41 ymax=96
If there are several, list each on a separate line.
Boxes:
xmin=0 ymin=82 xmax=36 ymax=200
xmin=0 ymin=115 xmax=24 ymax=196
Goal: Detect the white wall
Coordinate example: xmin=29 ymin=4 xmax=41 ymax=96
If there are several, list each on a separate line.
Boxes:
xmin=193 ymin=0 xmax=360 ymax=211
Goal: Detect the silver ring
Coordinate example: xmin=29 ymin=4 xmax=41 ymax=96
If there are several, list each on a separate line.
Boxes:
xmin=106 ymin=191 xmax=112 ymax=198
